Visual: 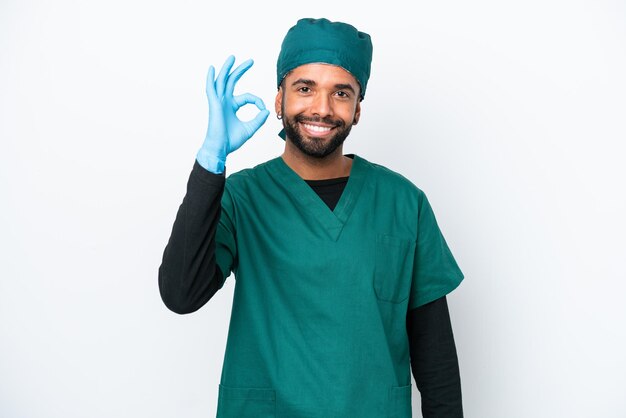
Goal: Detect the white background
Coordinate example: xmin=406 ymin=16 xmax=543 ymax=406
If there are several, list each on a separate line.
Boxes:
xmin=1 ymin=1 xmax=625 ymax=417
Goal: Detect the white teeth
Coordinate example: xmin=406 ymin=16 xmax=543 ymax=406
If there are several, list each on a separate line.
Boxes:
xmin=302 ymin=123 xmax=332 ymax=133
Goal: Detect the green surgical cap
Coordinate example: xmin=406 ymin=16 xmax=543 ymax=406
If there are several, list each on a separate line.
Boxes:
xmin=276 ymin=18 xmax=373 ymax=140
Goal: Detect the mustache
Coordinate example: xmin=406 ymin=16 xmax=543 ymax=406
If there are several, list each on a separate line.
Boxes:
xmin=295 ymin=114 xmax=344 ymax=127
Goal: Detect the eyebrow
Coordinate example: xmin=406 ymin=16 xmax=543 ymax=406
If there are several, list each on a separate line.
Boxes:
xmin=291 ymin=78 xmax=356 ymax=94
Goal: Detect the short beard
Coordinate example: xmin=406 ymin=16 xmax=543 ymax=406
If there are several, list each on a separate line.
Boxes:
xmin=282 ymin=107 xmax=353 ymax=159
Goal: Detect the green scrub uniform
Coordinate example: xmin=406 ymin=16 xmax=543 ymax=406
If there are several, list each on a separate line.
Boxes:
xmin=214 ymin=154 xmax=464 ymax=418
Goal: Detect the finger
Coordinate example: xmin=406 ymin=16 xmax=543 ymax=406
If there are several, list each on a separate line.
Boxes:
xmin=225 ymin=58 xmax=254 ymax=97
xmin=232 ymin=93 xmax=266 ymax=112
xmin=215 ymin=55 xmax=235 ymax=98
xmin=205 ymin=65 xmax=217 ymax=101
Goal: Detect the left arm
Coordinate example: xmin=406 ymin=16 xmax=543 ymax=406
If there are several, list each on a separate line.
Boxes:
xmin=406 ymin=296 xmax=463 ymax=418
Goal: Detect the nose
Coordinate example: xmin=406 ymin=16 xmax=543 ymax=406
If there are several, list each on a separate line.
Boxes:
xmin=310 ymin=93 xmax=332 ymax=118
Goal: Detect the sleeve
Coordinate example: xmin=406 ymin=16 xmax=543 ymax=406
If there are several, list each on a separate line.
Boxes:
xmin=158 ymin=160 xmax=233 ymax=314
xmin=407 ymin=296 xmax=463 ymax=417
xmin=215 ymin=180 xmax=237 ymax=280
xmin=407 ymin=191 xmax=464 ymax=310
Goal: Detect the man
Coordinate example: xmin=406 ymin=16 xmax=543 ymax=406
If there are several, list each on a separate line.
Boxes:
xmin=159 ymin=17 xmax=465 ymax=418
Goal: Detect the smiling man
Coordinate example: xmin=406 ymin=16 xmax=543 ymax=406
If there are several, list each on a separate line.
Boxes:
xmin=159 ymin=17 xmax=465 ymax=418
xmin=279 ymin=63 xmax=360 ymax=164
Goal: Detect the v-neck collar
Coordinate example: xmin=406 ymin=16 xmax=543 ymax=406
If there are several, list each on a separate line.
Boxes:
xmin=266 ymin=153 xmax=369 ymax=241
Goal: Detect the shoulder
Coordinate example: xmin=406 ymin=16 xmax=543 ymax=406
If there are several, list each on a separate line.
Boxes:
xmin=223 ymin=158 xmax=277 ymax=195
xmin=359 ymin=155 xmax=426 ymax=202
xmin=226 ymin=159 xmax=270 ymax=179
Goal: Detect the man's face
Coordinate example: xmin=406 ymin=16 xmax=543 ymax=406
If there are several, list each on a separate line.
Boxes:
xmin=275 ymin=63 xmax=361 ymax=159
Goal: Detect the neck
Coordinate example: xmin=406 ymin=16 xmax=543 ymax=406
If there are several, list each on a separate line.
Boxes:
xmin=281 ymin=140 xmax=353 ymax=180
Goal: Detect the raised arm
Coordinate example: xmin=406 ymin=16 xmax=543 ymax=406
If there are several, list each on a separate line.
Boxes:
xmin=158 ymin=56 xmax=268 ymax=314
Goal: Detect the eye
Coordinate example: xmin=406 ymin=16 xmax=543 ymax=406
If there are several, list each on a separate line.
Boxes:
xmin=298 ymin=86 xmax=311 ymax=93
xmin=335 ymin=91 xmax=350 ymax=98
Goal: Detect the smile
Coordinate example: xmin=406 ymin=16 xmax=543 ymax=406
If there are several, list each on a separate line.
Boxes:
xmin=302 ymin=123 xmax=332 ymax=132
xmin=300 ymin=123 xmax=334 ymax=136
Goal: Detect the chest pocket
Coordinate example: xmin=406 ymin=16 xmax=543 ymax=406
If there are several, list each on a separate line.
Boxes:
xmin=374 ymin=234 xmax=416 ymax=303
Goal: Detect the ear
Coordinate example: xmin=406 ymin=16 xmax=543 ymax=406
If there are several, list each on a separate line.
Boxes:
xmin=275 ymin=87 xmax=283 ymax=116
xmin=353 ymin=100 xmax=361 ymax=125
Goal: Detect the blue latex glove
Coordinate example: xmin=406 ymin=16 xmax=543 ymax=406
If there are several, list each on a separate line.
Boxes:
xmin=196 ymin=55 xmax=270 ymax=174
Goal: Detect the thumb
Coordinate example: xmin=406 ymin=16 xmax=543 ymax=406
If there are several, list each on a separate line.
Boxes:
xmin=244 ymin=109 xmax=270 ymax=136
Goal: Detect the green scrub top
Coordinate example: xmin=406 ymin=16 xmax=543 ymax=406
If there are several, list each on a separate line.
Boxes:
xmin=214 ymin=154 xmax=464 ymax=418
